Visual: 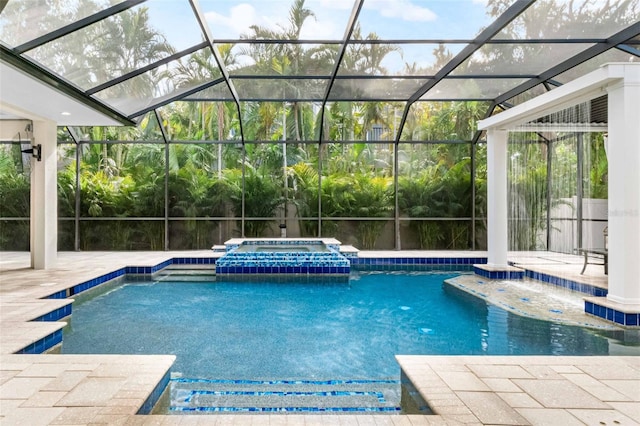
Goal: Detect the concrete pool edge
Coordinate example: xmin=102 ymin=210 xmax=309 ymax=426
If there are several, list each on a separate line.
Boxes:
xmin=396 ymin=355 xmax=640 ymax=425
xmin=0 ymin=353 xmax=175 ymax=424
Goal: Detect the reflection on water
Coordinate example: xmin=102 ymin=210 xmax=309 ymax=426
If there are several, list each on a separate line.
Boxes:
xmin=62 ymin=271 xmax=639 ymax=381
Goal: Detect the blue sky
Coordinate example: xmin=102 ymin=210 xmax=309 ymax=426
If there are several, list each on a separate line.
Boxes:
xmin=140 ymin=0 xmax=498 ymax=74
xmin=199 ymin=0 xmax=492 ymax=40
xmin=190 ymin=0 xmax=493 ymax=73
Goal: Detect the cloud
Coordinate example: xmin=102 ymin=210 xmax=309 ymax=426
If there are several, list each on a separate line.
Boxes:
xmin=317 ymin=0 xmax=353 ymax=10
xmin=205 ymin=1 xmax=345 ymax=40
xmin=366 ymin=0 xmax=437 ymax=22
xmin=205 ymin=3 xmax=281 ymax=38
xmin=299 ymin=18 xmax=339 ymax=39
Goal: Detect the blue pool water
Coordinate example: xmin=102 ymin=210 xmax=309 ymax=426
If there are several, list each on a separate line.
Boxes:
xmin=61 ymin=270 xmax=633 ymax=381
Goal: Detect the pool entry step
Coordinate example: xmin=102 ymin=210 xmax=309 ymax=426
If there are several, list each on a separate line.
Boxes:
xmin=170 ymin=377 xmax=401 ymax=413
xmin=154 ymin=265 xmax=216 ymax=282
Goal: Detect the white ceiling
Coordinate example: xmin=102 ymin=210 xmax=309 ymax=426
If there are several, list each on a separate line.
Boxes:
xmin=0 ymin=61 xmax=125 ymax=127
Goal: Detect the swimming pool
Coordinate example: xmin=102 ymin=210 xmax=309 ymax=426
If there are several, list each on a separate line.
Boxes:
xmin=60 ymin=270 xmax=639 ymax=413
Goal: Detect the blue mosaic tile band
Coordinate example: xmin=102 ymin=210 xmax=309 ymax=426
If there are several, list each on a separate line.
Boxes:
xmin=473 ymin=266 xmax=525 ymax=280
xmin=240 ymin=240 xmax=325 ymax=246
xmin=33 ymin=304 xmax=72 ymax=322
xmin=172 ymin=378 xmax=400 ymax=385
xmin=179 ymin=390 xmax=388 ymax=404
xmin=170 ymin=257 xmax=216 ymax=265
xmin=526 ymin=270 xmax=607 ymax=297
xmin=44 ymin=255 xmax=485 ymax=299
xmin=171 ymin=406 xmax=401 ymax=413
xmin=69 ymin=268 xmax=127 ymax=296
xmin=46 ymin=290 xmax=68 ymax=299
xmin=585 ymin=301 xmax=640 ymax=327
xmin=351 ymin=257 xmax=487 ymax=266
xmin=67 ymin=258 xmax=217 ymax=296
xmin=137 ymin=368 xmax=172 ymax=415
xmin=216 ymin=251 xmax=350 ymax=275
xmin=352 ymin=264 xmax=474 ymax=272
xmin=216 ymin=265 xmax=350 ymax=275
xmin=15 ymin=329 xmax=62 ymax=354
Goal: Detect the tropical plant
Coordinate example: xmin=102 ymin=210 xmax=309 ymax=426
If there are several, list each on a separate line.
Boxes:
xmin=290 ymin=162 xmax=319 ymax=236
xmin=0 ymin=146 xmax=30 ymax=250
xmin=398 ymin=175 xmax=443 ymax=249
xmin=350 ymin=175 xmax=393 ymax=249
xmin=226 ymin=168 xmax=284 ymax=237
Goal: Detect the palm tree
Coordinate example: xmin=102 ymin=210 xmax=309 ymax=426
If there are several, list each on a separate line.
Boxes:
xmin=241 ymin=0 xmax=319 ymax=142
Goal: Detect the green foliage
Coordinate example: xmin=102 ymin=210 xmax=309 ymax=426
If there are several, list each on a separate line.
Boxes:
xmin=320 ymin=173 xmax=393 ymax=249
xmin=585 ymin=135 xmax=608 ymax=199
xmin=398 ymin=149 xmax=472 ymax=249
xmin=57 ymin=162 xmax=76 ymax=217
xmin=0 ymin=155 xmax=30 ymax=250
xmin=226 ymin=168 xmax=284 ymax=237
xmin=3 ymin=0 xmax=622 ymax=251
xmin=290 ymin=162 xmax=319 ymax=236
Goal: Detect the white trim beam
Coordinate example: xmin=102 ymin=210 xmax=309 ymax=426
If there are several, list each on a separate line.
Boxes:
xmin=478 ymin=63 xmax=630 ymax=131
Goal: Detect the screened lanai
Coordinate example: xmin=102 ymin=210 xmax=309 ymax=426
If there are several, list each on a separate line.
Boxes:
xmin=1 ymin=0 xmax=639 ymax=266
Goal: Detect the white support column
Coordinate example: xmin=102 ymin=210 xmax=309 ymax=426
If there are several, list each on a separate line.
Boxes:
xmin=30 ymin=119 xmax=58 ymax=269
xmin=606 ymin=65 xmax=640 ymax=305
xmin=487 ymin=129 xmax=509 ymax=267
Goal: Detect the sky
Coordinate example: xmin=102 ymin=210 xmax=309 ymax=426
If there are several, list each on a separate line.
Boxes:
xmin=199 ymin=0 xmax=493 ymax=40
xmin=191 ymin=0 xmax=492 ymax=73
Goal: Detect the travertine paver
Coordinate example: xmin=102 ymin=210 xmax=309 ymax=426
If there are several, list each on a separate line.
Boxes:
xmin=0 ymin=377 xmax=54 ymax=399
xmin=496 ymin=392 xmax=543 ymax=408
xmin=468 ymin=364 xmax=533 ymax=379
xmin=601 ymin=380 xmax=640 ymax=401
xmin=56 ymin=377 xmax=128 ymax=406
xmin=456 ymin=391 xmax=530 ymax=425
xmin=515 ymin=408 xmax=585 ymax=426
xmin=50 ymin=406 xmax=99 ymax=425
xmin=0 ymin=406 xmax=66 ymax=426
xmin=20 ymin=390 xmax=67 ymax=407
xmin=521 ymin=365 xmax=564 ymax=379
xmin=434 ymin=372 xmax=490 ymax=392
xmin=576 ymin=364 xmax=640 ymax=381
xmin=609 ymin=402 xmax=640 ymax=421
xmin=562 ymin=373 xmax=633 ymax=401
xmin=40 ymin=370 xmax=90 ymax=392
xmin=511 ymin=379 xmax=612 ymax=409
xmin=481 ymin=378 xmax=522 ymax=393
xmin=567 ymin=409 xmax=639 ymax=426
xmin=397 ymin=356 xmax=640 ymax=426
xmin=0 ymin=353 xmax=174 ymax=425
xmin=17 ymin=362 xmax=69 ymax=378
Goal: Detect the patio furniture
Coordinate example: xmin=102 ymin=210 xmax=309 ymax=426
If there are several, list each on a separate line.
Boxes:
xmin=579 ymin=248 xmax=608 ymax=275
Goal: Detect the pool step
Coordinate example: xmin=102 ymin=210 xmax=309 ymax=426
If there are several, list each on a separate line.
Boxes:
xmin=155 ymin=265 xmax=216 ymax=282
xmin=170 ymin=378 xmax=401 ymax=414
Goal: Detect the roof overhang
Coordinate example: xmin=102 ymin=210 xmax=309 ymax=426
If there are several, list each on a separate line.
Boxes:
xmin=478 ymin=63 xmax=638 ymax=131
xmin=0 ymin=60 xmax=127 ymax=126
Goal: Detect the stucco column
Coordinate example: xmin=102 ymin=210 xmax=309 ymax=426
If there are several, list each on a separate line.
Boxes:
xmin=30 ymin=119 xmax=57 ymax=269
xmin=487 ymin=129 xmax=509 ymax=267
xmin=606 ymin=65 xmax=640 ymax=305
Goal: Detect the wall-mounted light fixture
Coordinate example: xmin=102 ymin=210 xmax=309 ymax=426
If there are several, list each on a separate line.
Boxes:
xmin=21 ymin=144 xmax=42 ymax=161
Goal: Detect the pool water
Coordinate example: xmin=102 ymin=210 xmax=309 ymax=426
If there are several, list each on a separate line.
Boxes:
xmin=235 ymin=244 xmax=330 ymax=253
xmin=60 ymin=270 xmax=638 ymax=412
